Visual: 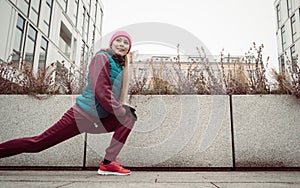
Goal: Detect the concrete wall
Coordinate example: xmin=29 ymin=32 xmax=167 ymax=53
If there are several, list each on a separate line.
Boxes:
xmin=0 ymin=95 xmax=85 ymax=167
xmin=86 ymin=95 xmax=232 ymax=167
xmin=232 ymin=95 xmax=300 ymax=167
xmin=0 ymin=95 xmax=299 ymax=168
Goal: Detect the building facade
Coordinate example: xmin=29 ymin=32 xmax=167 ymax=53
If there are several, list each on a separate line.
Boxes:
xmin=130 ymin=53 xmax=261 ymax=94
xmin=0 ymin=0 xmax=104 ymax=74
xmin=274 ymin=0 xmax=300 ymax=72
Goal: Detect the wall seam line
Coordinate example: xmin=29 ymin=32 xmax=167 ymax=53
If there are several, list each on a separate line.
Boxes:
xmin=229 ymin=95 xmax=236 ymax=170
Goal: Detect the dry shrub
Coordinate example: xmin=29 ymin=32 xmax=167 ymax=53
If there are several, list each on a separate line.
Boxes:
xmin=129 ymin=43 xmax=299 ymax=99
xmin=0 ymin=59 xmax=85 ymax=97
xmin=272 ymin=54 xmax=300 ymax=98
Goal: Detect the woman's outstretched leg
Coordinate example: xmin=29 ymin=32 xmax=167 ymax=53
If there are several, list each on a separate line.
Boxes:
xmin=0 ymin=108 xmax=85 ymax=158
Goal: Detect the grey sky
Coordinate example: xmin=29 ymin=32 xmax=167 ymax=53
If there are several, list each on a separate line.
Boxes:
xmin=101 ymin=0 xmax=278 ymax=70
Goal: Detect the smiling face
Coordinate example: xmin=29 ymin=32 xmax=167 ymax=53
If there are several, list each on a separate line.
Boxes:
xmin=111 ymin=36 xmax=130 ymax=56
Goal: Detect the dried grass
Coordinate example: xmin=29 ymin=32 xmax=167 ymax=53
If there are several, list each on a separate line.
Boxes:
xmin=0 ymin=59 xmax=85 ymax=98
xmin=129 ymin=43 xmax=299 ymax=99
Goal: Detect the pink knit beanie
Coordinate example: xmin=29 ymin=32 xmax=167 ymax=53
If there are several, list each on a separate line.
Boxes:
xmin=109 ymin=31 xmax=132 ymax=53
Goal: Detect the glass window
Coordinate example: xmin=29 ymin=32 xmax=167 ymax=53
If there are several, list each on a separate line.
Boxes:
xmin=85 ymin=44 xmax=89 ymax=66
xmin=279 ymin=55 xmax=285 ymax=73
xmin=81 ymin=7 xmax=86 ymax=37
xmin=291 ymin=14 xmax=296 ymax=43
xmin=18 ymin=0 xmax=30 ymax=16
xmin=81 ymin=6 xmax=90 ymax=42
xmin=80 ymin=41 xmax=89 ymax=74
xmin=40 ymin=0 xmax=53 ymax=36
xmin=91 ymin=24 xmax=96 ymax=46
xmin=29 ymin=0 xmax=41 ymax=25
xmin=59 ymin=22 xmax=72 ymax=58
xmin=78 ymin=41 xmax=87 ymax=82
xmin=12 ymin=15 xmax=25 ymax=64
xmin=29 ymin=12 xmax=38 ymax=26
xmin=16 ymin=15 xmax=25 ymax=29
xmin=276 ymin=4 xmax=281 ymax=29
xmin=72 ymin=38 xmax=77 ymax=61
xmin=290 ymin=45 xmax=296 ymax=61
xmin=23 ymin=25 xmax=37 ymax=69
xmin=41 ymin=37 xmax=48 ymax=50
xmin=27 ymin=25 xmax=37 ymax=41
xmin=281 ymin=25 xmax=286 ymax=51
xmin=290 ymin=45 xmax=295 ymax=60
xmin=85 ymin=14 xmax=90 ymax=42
xmin=73 ymin=0 xmax=79 ymax=26
xmin=13 ymin=30 xmax=23 ymax=54
xmin=290 ymin=45 xmax=297 ymax=72
xmin=38 ymin=37 xmax=48 ymax=72
xmin=287 ymin=0 xmax=292 ymax=16
xmin=80 ymin=41 xmax=85 ymax=64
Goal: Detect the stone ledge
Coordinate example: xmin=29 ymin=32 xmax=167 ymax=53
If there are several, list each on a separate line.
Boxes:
xmin=86 ymin=95 xmax=232 ymax=167
xmin=0 ymin=95 xmax=84 ymax=166
xmin=232 ymin=95 xmax=300 ymax=167
xmin=0 ymin=95 xmax=299 ymax=167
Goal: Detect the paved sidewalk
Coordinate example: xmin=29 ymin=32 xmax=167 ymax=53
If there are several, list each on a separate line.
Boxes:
xmin=0 ymin=170 xmax=299 ymax=188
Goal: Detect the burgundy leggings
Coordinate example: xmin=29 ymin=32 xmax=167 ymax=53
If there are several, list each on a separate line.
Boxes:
xmin=0 ymin=108 xmax=135 ymax=162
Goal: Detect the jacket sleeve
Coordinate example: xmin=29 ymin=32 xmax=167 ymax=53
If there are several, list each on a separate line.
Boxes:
xmin=89 ymin=53 xmax=126 ymax=117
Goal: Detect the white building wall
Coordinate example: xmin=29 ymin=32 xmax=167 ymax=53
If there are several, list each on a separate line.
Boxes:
xmin=0 ymin=0 xmax=104 ymax=74
xmin=274 ymin=0 xmax=300 ymax=71
xmin=0 ymin=1 xmax=15 ymax=61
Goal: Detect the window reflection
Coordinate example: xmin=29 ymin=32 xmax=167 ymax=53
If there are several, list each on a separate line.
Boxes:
xmin=40 ymin=0 xmax=52 ymax=36
xmin=12 ymin=15 xmax=25 ymax=67
xmin=39 ymin=37 xmax=48 ymax=72
xmin=23 ymin=25 xmax=37 ymax=69
xmin=18 ymin=0 xmax=29 ymax=16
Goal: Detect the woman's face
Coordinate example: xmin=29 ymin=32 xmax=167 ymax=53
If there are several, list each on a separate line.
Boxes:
xmin=111 ymin=36 xmax=130 ymax=56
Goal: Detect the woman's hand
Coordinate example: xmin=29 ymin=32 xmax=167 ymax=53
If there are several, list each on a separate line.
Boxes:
xmin=123 ymin=105 xmax=137 ymax=121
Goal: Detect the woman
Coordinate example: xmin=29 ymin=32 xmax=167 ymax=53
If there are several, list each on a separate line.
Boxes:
xmin=0 ymin=31 xmax=137 ymax=176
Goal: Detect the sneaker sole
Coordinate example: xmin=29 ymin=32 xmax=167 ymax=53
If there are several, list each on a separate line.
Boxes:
xmin=97 ymin=169 xmax=131 ymax=176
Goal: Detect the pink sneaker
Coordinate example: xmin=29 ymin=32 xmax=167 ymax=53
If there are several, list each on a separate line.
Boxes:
xmin=97 ymin=162 xmax=131 ymax=176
